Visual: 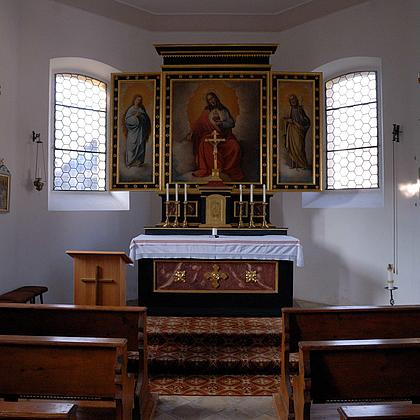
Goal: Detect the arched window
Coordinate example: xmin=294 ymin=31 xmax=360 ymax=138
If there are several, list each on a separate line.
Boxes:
xmin=325 ymin=71 xmax=379 ymax=190
xmin=48 ymin=58 xmax=129 ymax=211
xmin=53 ymin=73 xmax=107 ymax=191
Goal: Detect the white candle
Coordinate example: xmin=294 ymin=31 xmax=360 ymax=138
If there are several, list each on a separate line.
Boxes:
xmin=239 ymin=184 xmax=243 ymax=202
xmin=166 ymin=183 xmax=169 ymax=202
xmin=250 ymin=184 xmax=254 ymax=202
xmin=263 ymin=184 xmax=266 ymax=203
xmin=212 ymin=228 xmax=218 ymax=236
xmin=387 ymin=264 xmax=394 ymax=289
xmin=184 ymin=184 xmax=187 ymax=202
xmin=175 ymin=183 xmax=178 ymax=201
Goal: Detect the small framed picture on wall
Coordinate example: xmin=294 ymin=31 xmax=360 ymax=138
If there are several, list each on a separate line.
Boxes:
xmin=0 ymin=160 xmax=10 ymax=212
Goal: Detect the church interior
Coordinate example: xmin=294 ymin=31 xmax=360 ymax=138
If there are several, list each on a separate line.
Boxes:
xmin=1 ymin=0 xmax=420 ymax=419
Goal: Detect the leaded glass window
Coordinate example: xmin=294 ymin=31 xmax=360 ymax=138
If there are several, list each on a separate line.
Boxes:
xmin=325 ymin=71 xmax=379 ymax=190
xmin=53 ymin=73 xmax=107 ymax=191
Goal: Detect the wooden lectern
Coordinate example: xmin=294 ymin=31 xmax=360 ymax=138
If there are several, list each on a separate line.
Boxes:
xmin=66 ymin=251 xmax=132 ymax=306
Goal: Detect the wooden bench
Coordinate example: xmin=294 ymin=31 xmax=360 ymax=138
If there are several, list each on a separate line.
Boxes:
xmin=0 ymin=303 xmax=156 ymax=420
xmin=293 ymin=338 xmax=420 ymax=420
xmin=0 ymin=286 xmax=48 ymax=303
xmin=0 ymin=335 xmax=134 ymax=420
xmin=0 ymin=401 xmax=77 ymax=419
xmin=274 ymin=305 xmax=420 ymax=420
xmin=338 ymin=404 xmax=420 ymax=419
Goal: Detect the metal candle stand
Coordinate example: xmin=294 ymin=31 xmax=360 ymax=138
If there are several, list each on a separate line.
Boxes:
xmin=162 ymin=200 xmax=181 ymax=227
xmin=261 ymin=202 xmax=270 ymax=228
xmin=238 ymin=201 xmax=246 ymax=228
xmin=384 ymin=285 xmax=398 ymax=306
xmin=249 ymin=202 xmax=256 ymax=228
xmin=182 ymin=201 xmax=189 ymax=228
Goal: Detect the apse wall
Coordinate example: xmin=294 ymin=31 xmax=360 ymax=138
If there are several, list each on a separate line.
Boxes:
xmin=1 ymin=0 xmax=419 ymax=305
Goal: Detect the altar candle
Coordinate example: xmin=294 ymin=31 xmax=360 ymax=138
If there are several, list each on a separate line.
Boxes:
xmin=250 ymin=184 xmax=254 ymax=202
xmin=184 ymin=184 xmax=188 ymax=202
xmin=212 ymin=228 xmax=218 ymax=237
xmin=263 ymin=184 xmax=266 ymax=203
xmin=166 ymin=183 xmax=169 ymax=202
xmin=175 ymin=183 xmax=179 ymax=201
xmin=239 ymin=184 xmax=243 ymax=202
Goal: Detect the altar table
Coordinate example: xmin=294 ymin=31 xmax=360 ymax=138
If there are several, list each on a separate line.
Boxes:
xmin=129 ymin=234 xmax=303 ymax=316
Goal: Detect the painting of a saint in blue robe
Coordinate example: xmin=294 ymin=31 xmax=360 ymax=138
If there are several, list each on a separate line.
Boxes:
xmin=271 ymin=73 xmax=323 ymax=190
xmin=112 ymin=76 xmax=160 ymax=189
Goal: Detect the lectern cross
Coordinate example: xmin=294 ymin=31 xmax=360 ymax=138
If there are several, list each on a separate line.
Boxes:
xmin=205 ymin=130 xmax=225 ymax=180
xmin=81 ymin=265 xmax=114 ymax=305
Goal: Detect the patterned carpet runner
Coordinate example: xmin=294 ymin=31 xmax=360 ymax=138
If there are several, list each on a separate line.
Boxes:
xmin=148 ymin=316 xmax=282 ymax=396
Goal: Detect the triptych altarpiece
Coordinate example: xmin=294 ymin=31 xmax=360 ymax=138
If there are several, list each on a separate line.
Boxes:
xmin=110 ymin=45 xmax=322 ymax=193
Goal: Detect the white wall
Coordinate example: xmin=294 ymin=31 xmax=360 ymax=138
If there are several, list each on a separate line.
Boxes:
xmin=0 ymin=0 xmax=160 ymax=302
xmin=1 ymin=0 xmax=419 ymax=305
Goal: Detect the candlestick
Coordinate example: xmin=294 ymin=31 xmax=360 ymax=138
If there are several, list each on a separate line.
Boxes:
xmin=184 ymin=183 xmax=187 ymax=202
xmin=212 ymin=228 xmax=218 ymax=237
xmin=239 ymin=184 xmax=243 ymax=202
xmin=250 ymin=184 xmax=254 ymax=202
xmin=166 ymin=183 xmax=169 ymax=202
xmin=263 ymin=184 xmax=266 ymax=203
xmin=175 ymin=183 xmax=178 ymax=202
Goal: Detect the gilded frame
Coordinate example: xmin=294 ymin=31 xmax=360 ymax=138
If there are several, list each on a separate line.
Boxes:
xmin=110 ymin=73 xmax=161 ymax=191
xmin=270 ymin=72 xmax=323 ymax=191
xmin=0 ymin=173 xmax=10 ymax=213
xmin=162 ymin=71 xmax=269 ymax=189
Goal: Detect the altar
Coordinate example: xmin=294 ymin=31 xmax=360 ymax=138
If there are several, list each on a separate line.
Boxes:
xmin=129 ymin=234 xmax=303 ymax=316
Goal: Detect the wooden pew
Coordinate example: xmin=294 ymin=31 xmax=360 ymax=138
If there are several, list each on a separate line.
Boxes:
xmin=338 ymin=404 xmax=420 ymax=419
xmin=0 ymin=401 xmax=77 ymax=419
xmin=0 ymin=335 xmax=134 ymax=420
xmin=274 ymin=305 xmax=420 ymax=420
xmin=0 ymin=303 xmax=156 ymax=420
xmin=293 ymin=338 xmax=420 ymax=420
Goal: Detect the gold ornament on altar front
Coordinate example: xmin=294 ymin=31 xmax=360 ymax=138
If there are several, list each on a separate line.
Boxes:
xmin=204 ymin=264 xmax=228 ymax=289
xmin=173 ymin=270 xmax=186 ymax=283
xmin=245 ymin=270 xmax=258 ymax=283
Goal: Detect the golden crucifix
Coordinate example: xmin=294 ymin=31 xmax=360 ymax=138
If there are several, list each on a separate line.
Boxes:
xmin=205 ymin=130 xmax=225 ymax=181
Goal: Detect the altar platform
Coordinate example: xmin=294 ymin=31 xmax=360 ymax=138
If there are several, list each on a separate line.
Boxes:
xmin=129 ymin=234 xmax=302 ymax=316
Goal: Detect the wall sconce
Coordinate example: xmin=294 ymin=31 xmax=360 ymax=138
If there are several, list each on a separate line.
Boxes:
xmin=32 ymin=131 xmax=46 ymax=191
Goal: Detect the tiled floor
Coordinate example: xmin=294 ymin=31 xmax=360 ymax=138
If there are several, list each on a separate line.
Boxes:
xmin=153 ymin=395 xmax=277 ymax=419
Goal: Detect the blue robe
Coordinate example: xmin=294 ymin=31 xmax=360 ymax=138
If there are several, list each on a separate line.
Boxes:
xmin=125 ymin=105 xmax=151 ymax=167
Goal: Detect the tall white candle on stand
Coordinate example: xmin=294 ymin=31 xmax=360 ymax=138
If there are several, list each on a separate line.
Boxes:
xmin=175 ymin=183 xmax=178 ymax=201
xmin=387 ymin=264 xmax=394 ymax=289
xmin=239 ymin=184 xmax=243 ymax=202
xmin=263 ymin=184 xmax=266 ymax=203
xmin=184 ymin=184 xmax=187 ymax=202
xmin=166 ymin=183 xmax=169 ymax=202
xmin=250 ymin=184 xmax=254 ymax=202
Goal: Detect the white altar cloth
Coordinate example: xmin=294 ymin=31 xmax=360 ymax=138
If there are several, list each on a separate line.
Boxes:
xmin=129 ymin=234 xmax=304 ymax=267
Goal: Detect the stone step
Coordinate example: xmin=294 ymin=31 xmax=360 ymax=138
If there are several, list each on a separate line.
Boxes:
xmin=148 ymin=316 xmax=282 ymax=337
xmin=149 ymin=343 xmax=280 ymax=375
xmin=149 ymin=373 xmax=281 ymax=396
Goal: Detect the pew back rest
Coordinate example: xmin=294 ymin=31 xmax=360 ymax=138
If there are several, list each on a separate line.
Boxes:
xmin=0 ymin=303 xmax=146 ymax=353
xmin=283 ymin=305 xmax=420 ymax=353
xmin=299 ymin=338 xmax=420 ymax=402
xmin=0 ymin=335 xmax=128 ymax=399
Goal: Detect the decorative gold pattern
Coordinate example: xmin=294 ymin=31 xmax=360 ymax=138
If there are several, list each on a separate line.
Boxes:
xmin=245 ymin=270 xmax=258 ymax=283
xmin=204 ymin=264 xmax=229 ymax=289
xmin=173 ymin=270 xmax=186 ymax=283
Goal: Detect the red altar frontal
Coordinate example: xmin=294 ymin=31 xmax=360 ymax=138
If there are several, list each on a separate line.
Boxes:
xmin=129 ymin=234 xmax=302 ymax=316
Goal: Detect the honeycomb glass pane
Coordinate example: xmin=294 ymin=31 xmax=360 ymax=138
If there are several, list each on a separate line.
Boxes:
xmin=326 ymin=148 xmax=379 ymax=190
xmin=54 ymin=73 xmax=107 ymax=191
xmin=325 ymin=71 xmax=379 ymax=190
xmin=53 ymin=149 xmax=106 ymax=191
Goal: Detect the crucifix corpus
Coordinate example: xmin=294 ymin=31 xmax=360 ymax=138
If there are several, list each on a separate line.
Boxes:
xmin=205 ymin=130 xmax=225 ymax=181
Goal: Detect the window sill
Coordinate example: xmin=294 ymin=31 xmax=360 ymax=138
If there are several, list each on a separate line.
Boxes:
xmin=302 ymin=188 xmax=383 ymax=209
xmin=48 ymin=190 xmax=129 ymax=211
